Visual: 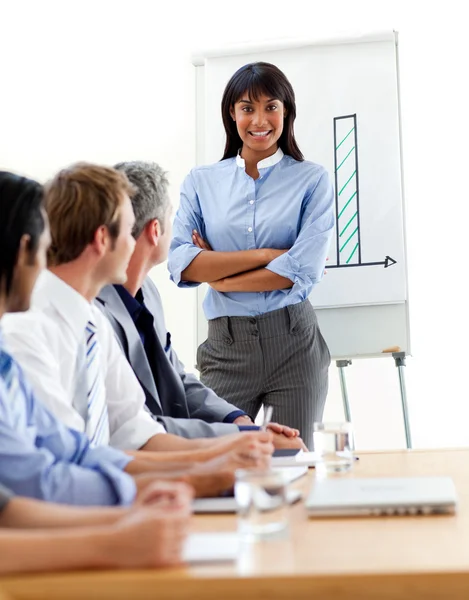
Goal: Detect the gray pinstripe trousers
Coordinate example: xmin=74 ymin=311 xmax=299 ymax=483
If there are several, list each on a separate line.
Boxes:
xmin=196 ymin=300 xmax=330 ymax=448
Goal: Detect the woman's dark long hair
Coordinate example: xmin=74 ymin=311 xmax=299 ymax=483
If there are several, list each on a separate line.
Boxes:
xmin=221 ymin=62 xmax=304 ymax=162
xmin=0 ymin=172 xmax=45 ymax=295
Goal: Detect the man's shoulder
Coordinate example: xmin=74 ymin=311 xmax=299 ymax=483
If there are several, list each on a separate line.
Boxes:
xmin=2 ymin=309 xmax=57 ymax=343
xmin=141 ymin=278 xmax=168 ymax=336
xmin=96 ymin=284 xmax=118 ymax=304
xmin=91 ymin=303 xmax=118 ymax=337
xmin=94 ymin=287 xmax=134 ymax=340
xmin=90 ymin=302 xmax=130 ymax=363
xmin=142 ymin=277 xmax=163 ymax=305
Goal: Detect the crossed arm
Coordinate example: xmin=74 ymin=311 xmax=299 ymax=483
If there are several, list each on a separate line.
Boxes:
xmin=181 ymin=231 xmax=294 ymax=293
xmin=171 ymin=167 xmax=334 ymax=294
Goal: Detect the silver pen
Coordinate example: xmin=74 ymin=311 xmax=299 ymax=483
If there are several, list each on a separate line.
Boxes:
xmin=261 ymin=405 xmax=273 ymax=431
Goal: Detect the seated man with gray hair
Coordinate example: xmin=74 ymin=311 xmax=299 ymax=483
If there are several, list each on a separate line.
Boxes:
xmin=96 ymin=161 xmax=305 ymax=447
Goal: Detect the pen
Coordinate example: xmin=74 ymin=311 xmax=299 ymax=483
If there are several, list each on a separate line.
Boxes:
xmin=261 ymin=405 xmax=273 ymax=431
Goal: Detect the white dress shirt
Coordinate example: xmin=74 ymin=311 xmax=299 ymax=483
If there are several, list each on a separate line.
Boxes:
xmin=2 ymin=270 xmax=165 ymax=450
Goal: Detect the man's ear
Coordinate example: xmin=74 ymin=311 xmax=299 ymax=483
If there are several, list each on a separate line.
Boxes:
xmin=145 ymin=218 xmax=161 ymax=247
xmin=15 ymin=234 xmax=32 ymax=268
xmin=91 ymin=226 xmax=108 ymax=257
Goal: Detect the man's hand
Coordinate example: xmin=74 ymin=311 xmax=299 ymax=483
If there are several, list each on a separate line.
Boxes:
xmin=202 ymin=430 xmax=273 ymax=461
xmin=233 ymin=415 xmax=254 ymax=425
xmin=188 ymin=433 xmax=274 ymax=496
xmin=270 ymin=432 xmax=308 ymax=451
xmin=184 ymin=469 xmax=236 ymax=498
xmin=266 ymin=423 xmax=300 ymax=438
xmin=227 ymin=431 xmax=274 ymax=465
xmin=108 ymin=494 xmax=192 ymax=569
xmin=233 ymin=416 xmax=299 ymax=438
xmin=135 ymin=481 xmax=194 ymax=509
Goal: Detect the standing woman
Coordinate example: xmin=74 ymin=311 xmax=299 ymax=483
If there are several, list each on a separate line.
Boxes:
xmin=168 ymin=62 xmax=334 ymax=447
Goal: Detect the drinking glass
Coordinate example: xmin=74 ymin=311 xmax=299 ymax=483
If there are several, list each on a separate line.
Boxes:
xmin=235 ymin=469 xmax=289 ymax=541
xmin=313 ymin=422 xmax=354 ymax=475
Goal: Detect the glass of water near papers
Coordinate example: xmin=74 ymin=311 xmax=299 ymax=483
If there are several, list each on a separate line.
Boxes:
xmin=235 ymin=468 xmax=289 ymax=542
xmin=313 ymin=421 xmax=354 ymax=475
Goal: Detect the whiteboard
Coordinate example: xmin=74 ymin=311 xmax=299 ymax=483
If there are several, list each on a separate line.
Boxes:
xmin=193 ymin=32 xmax=410 ymax=359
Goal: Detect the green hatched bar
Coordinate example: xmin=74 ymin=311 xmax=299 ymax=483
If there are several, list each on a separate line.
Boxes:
xmin=338 ymin=192 xmax=357 ymax=220
xmin=339 ymin=211 xmax=358 ymax=238
xmin=336 ymin=146 xmax=356 ymax=172
xmin=339 ymin=226 xmax=358 ymax=253
xmin=338 ymin=170 xmax=356 ymax=196
xmin=346 ymin=243 xmax=359 ymax=263
xmin=336 ymin=126 xmax=355 ymax=151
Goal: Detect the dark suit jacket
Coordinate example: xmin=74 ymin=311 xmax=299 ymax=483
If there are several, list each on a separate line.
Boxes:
xmin=95 ymin=278 xmax=240 ymax=438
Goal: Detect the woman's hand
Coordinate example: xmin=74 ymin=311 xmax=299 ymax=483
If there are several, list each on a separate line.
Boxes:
xmin=192 ymin=230 xmax=212 ymax=251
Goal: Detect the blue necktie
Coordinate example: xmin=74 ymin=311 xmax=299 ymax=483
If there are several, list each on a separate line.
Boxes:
xmin=84 ymin=320 xmax=109 ymax=446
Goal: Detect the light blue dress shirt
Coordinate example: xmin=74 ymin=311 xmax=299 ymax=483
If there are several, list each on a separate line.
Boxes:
xmin=168 ymin=148 xmax=335 ymax=320
xmin=0 ymin=332 xmax=136 ymax=506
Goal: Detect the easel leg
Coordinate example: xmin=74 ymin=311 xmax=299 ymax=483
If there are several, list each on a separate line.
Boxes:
xmin=393 ymin=352 xmax=412 ymax=449
xmin=336 ymin=360 xmax=352 ymax=422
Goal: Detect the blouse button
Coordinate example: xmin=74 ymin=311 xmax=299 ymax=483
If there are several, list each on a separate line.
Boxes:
xmin=247 ymin=227 xmax=253 ymax=233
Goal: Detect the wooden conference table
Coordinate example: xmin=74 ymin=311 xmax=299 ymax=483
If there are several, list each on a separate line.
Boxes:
xmin=2 ymin=448 xmax=469 ymax=600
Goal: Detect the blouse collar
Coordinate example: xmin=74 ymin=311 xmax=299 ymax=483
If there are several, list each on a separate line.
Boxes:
xmin=236 ymin=147 xmax=284 ymax=170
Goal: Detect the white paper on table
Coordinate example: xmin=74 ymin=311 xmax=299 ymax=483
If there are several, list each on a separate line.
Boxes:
xmin=273 ymin=465 xmax=308 ymax=481
xmin=192 ymin=487 xmax=303 ymax=514
xmin=271 ymin=452 xmax=321 ymax=468
xmin=183 ymin=532 xmax=239 ymax=563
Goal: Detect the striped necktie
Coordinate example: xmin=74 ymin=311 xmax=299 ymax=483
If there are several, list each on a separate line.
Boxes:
xmin=84 ymin=320 xmax=110 ymax=446
xmin=0 ymin=349 xmax=21 ymax=404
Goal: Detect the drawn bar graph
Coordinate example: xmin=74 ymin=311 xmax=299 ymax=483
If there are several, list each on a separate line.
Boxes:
xmin=328 ymin=113 xmax=397 ymax=271
xmin=334 ymin=114 xmax=360 ymax=266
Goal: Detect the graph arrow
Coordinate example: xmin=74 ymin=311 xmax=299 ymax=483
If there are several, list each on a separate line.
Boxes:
xmin=326 ymin=256 xmax=397 ymax=270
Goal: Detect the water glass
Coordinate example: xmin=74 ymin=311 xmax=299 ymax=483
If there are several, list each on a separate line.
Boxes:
xmin=235 ymin=469 xmax=289 ymax=541
xmin=313 ymin=422 xmax=354 ymax=475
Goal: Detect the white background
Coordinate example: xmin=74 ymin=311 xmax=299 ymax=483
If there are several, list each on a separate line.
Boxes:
xmin=1 ymin=0 xmax=468 ymax=450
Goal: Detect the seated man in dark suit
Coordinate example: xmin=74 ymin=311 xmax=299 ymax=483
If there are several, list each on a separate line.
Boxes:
xmin=96 ymin=161 xmax=305 ymax=447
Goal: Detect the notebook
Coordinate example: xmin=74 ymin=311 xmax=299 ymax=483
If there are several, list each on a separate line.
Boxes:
xmin=193 ymin=465 xmax=307 ymax=513
xmin=305 ymin=476 xmax=457 ymax=518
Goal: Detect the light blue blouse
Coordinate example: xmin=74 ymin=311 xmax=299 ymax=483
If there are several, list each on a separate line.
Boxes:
xmin=169 ymin=148 xmax=334 ymax=320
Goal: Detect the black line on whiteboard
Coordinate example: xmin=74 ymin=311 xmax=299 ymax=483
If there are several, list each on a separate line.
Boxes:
xmin=333 ymin=117 xmax=340 ymax=266
xmin=327 ymin=256 xmax=397 ymax=269
xmin=353 ymin=114 xmax=362 ymax=264
xmin=334 ymin=114 xmax=357 ymax=121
